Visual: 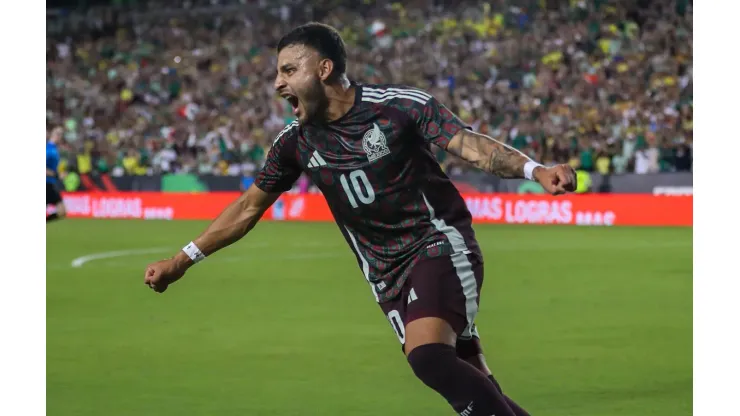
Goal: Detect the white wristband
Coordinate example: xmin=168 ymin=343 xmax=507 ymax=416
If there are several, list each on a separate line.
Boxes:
xmin=524 ymin=161 xmax=544 ymax=181
xmin=182 ymin=241 xmax=206 ymax=264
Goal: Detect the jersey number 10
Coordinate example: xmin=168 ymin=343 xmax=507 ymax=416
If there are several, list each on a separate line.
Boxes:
xmin=339 ymin=170 xmax=375 ymax=208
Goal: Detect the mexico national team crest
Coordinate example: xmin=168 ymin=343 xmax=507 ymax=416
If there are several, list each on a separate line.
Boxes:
xmin=363 ymin=123 xmax=391 ymax=162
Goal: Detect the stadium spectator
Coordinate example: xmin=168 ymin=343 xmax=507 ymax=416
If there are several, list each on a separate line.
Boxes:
xmin=46 ymin=0 xmax=692 ymax=181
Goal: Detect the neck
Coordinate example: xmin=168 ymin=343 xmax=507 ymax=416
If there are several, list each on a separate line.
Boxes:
xmin=324 ymin=75 xmax=354 ymax=122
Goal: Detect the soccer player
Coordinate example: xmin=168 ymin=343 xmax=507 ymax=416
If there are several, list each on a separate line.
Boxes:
xmin=46 ymin=127 xmax=66 ymax=223
xmin=144 ymin=23 xmax=576 ymax=416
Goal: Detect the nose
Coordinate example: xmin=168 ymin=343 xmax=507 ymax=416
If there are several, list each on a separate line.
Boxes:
xmin=274 ymin=74 xmax=286 ymax=92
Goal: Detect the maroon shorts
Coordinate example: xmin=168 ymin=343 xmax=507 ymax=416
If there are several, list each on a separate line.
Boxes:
xmin=379 ymin=251 xmax=484 ymax=350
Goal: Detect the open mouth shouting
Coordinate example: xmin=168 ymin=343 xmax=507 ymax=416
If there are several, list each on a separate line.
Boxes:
xmin=281 ymin=93 xmax=301 ymax=117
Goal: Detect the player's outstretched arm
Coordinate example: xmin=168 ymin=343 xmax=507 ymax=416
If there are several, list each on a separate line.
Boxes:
xmin=143 ymin=185 xmax=281 ymax=293
xmin=445 ymin=129 xmax=577 ymax=195
xmin=400 ymin=90 xmax=576 ymax=194
xmin=446 ymin=129 xmax=532 ymax=178
xmin=178 ymin=184 xmax=280 ymax=261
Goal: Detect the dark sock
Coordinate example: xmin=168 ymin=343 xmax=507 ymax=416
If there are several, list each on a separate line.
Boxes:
xmin=487 ymin=375 xmax=530 ymax=416
xmin=407 ymin=343 xmax=516 ymax=416
xmin=487 ymin=374 xmax=503 ymax=393
xmin=46 ymin=213 xmax=59 ymax=222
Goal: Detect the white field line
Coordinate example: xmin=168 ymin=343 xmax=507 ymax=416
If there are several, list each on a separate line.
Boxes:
xmin=58 ymin=239 xmax=691 ymax=270
xmin=63 ymin=242 xmax=342 ymax=269
xmin=70 ymin=248 xmax=173 ymax=268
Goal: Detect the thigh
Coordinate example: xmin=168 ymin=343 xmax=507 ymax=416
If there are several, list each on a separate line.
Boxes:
xmin=408 ymin=252 xmax=484 ymax=340
xmin=378 ymin=252 xmax=484 ymax=351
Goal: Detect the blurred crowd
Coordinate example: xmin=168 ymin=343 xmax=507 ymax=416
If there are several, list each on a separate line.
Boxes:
xmin=46 ymin=0 xmax=692 ymax=180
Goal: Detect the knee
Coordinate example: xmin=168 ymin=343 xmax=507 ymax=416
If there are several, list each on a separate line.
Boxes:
xmin=456 ymin=337 xmax=483 ymax=360
xmin=57 ymin=204 xmax=66 ymax=218
xmin=407 ymin=343 xmax=457 ymax=384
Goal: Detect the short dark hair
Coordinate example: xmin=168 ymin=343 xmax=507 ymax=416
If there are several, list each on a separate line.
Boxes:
xmin=277 ymin=22 xmax=347 ymax=79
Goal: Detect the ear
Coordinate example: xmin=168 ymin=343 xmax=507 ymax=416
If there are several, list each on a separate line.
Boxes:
xmin=318 ymin=58 xmax=335 ymax=82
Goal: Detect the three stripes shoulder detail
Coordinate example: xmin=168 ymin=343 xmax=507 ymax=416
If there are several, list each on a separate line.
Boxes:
xmin=362 ymin=86 xmax=432 ymax=105
xmin=272 ymin=120 xmax=299 ymax=145
xmin=307 ymin=151 xmax=327 ymax=168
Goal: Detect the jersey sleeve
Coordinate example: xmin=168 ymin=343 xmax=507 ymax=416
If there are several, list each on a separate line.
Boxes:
xmin=254 ymin=123 xmax=302 ymax=194
xmin=408 ymin=93 xmax=471 ymax=149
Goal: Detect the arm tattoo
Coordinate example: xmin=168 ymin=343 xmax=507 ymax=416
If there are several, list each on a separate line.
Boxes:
xmin=447 ymin=130 xmax=531 ymax=178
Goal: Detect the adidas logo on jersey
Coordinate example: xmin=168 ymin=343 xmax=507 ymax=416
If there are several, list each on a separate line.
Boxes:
xmin=307 ymin=151 xmax=327 ymax=169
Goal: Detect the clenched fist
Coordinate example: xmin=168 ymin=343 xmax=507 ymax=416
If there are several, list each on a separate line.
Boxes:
xmin=533 ymin=164 xmax=578 ymax=195
xmin=144 ymin=257 xmax=189 ymax=293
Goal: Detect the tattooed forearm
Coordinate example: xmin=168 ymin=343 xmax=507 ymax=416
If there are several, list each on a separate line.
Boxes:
xmin=486 ymin=141 xmax=529 ymax=178
xmin=446 ymin=130 xmax=532 ymax=178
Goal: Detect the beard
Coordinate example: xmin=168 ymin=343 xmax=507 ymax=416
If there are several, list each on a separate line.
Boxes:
xmin=300 ymin=76 xmax=329 ymax=124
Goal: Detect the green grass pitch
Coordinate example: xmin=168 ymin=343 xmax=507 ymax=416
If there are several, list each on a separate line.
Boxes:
xmin=47 ymin=219 xmax=692 ymax=415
